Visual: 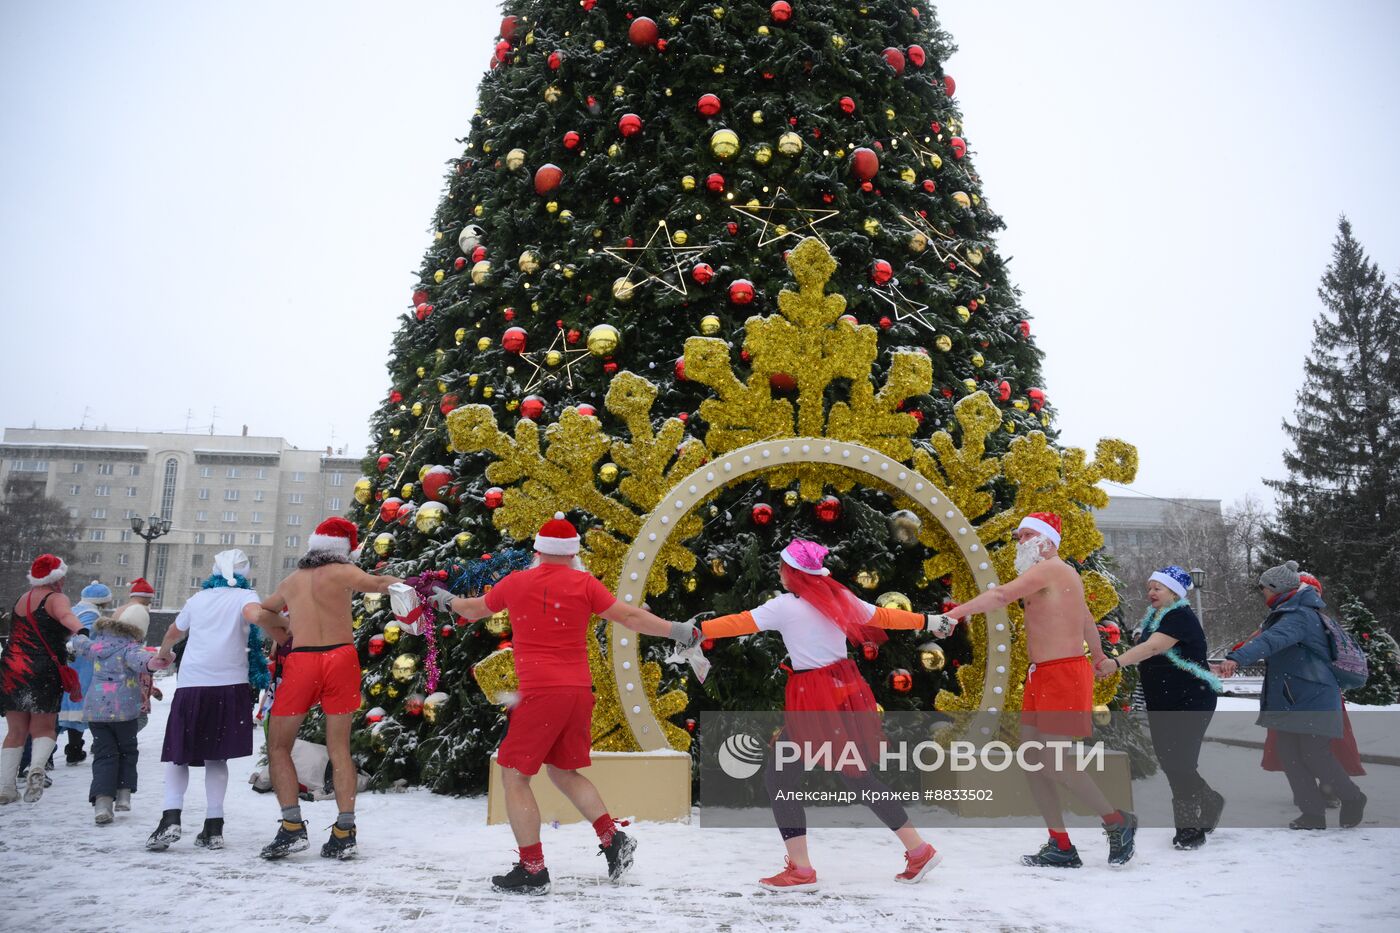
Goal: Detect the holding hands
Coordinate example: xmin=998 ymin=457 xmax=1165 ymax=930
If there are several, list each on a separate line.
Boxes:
xmin=1213 ymin=659 xmax=1238 ymax=678
xmin=1094 ymin=657 xmax=1119 ymax=680
xmin=924 ymin=613 xmax=958 ymax=638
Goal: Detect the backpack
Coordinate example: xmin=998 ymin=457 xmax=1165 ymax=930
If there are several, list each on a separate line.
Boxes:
xmin=1312 ymin=609 xmax=1369 ymax=690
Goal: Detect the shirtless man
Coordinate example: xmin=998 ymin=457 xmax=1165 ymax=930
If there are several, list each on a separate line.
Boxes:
xmin=940 ymin=513 xmax=1136 ymax=867
xmin=242 ymin=517 xmax=401 ymax=861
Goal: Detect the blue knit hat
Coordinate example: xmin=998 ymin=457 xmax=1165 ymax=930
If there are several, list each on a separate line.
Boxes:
xmin=1148 ymin=566 xmax=1192 ymax=599
xmin=80 ymin=580 xmax=113 ymax=605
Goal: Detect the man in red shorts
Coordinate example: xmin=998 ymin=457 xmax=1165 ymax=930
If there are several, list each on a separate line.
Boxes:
xmin=243 ymin=517 xmax=401 ymax=861
xmin=942 ymin=513 xmax=1136 ymax=867
xmin=434 ymin=512 xmax=697 ymax=895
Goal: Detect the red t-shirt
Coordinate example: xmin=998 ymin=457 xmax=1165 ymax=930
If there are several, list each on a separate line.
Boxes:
xmin=483 ymin=563 xmax=617 ymax=691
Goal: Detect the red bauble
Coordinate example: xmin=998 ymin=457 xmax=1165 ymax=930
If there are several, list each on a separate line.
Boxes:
xmin=814 ymin=495 xmax=842 ymax=523
xmin=440 ymin=624 xmax=455 ymax=639
xmin=907 ymin=44 xmax=926 ymax=68
xmin=770 ymin=1 xmax=793 ymax=23
xmin=388 ymin=390 xmax=403 ymax=404
xmin=705 ymin=173 xmax=726 ymax=193
xmin=871 ymin=259 xmax=893 ymax=285
xmin=484 ymin=486 xmax=505 ymax=509
xmin=548 ymin=50 xmax=563 ymax=70
xmin=943 ymin=74 xmax=957 ymax=97
xmin=472 ymin=245 xmax=487 ymax=263
xmin=412 ymin=288 xmax=429 ymax=306
xmin=534 ymin=163 xmax=563 ymax=195
xmin=922 ymin=179 xmax=936 ymax=193
xmin=563 ymin=130 xmax=581 ymax=150
xmin=685 ymin=718 xmax=697 ymax=733
xmin=697 ymin=93 xmax=722 ymax=117
xmin=415 ymin=302 xmax=434 ymax=321
xmin=603 ymin=361 xmax=619 ymax=374
xmin=368 ymin=635 xmax=386 ymax=657
xmin=494 ymin=39 xmax=512 ymax=61
xmin=365 ymin=708 xmax=384 ymax=724
xmin=769 ymin=372 xmax=797 ymax=393
xmin=499 ymin=14 xmax=518 ymax=40
xmin=692 ymin=263 xmax=714 ymax=285
xmin=379 ymin=497 xmax=402 ymax=523
xmin=1099 ymin=621 xmax=1121 ymax=645
xmin=879 ymin=316 xmax=892 ymax=330
xmin=502 ymin=326 xmax=528 ymax=354
xmin=453 ymin=256 xmax=466 ymax=271
xmin=674 ymin=358 xmax=687 ymax=381
xmin=726 ymin=221 xmax=739 ymax=235
xmin=502 ymin=307 xmax=516 ymax=322
xmin=520 ymin=395 xmax=545 ymax=420
xmin=567 ymin=328 xmax=582 ymax=344
xmin=850 ymin=147 xmax=879 ymax=181
xmin=1018 ymin=321 xmax=1032 ymax=339
xmin=701 ymin=638 xmax=715 ymax=652
xmin=618 ymin=113 xmax=643 ymax=137
xmin=404 ymin=695 xmax=424 ymax=716
xmin=862 ymin=641 xmax=880 ymax=661
xmin=376 ymin=454 xmax=392 ymax=473
xmin=1028 ymin=388 xmax=1046 ymax=412
xmin=729 ymin=279 xmax=755 ymax=304
xmin=439 ymin=393 xmax=460 ymax=416
xmin=576 ymin=403 xmax=597 ymax=418
xmin=839 ymin=96 xmax=856 ymax=115
xmin=890 ymin=669 xmax=914 ymax=693
xmin=998 ymin=380 xmax=1012 ymax=402
xmin=751 ymin=503 xmax=774 ymax=526
xmin=422 ymin=468 xmax=453 ymax=502
xmin=950 ymin=137 xmax=967 ymax=159
xmin=882 ymin=47 xmax=906 ymax=75
xmin=628 ymin=16 xmax=659 ymax=47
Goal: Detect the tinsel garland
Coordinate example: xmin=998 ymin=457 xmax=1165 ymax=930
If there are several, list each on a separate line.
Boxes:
xmin=198 ymin=572 xmax=270 ymax=691
xmin=1139 ymin=599 xmax=1223 ymax=692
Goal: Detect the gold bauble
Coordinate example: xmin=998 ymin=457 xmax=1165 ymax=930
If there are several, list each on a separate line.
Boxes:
xmin=562 ymin=264 xmax=577 ymax=279
xmin=485 ymin=609 xmax=512 ymax=636
xmin=757 ymin=25 xmax=769 ymax=36
xmin=558 ymin=210 xmax=574 ymax=224
xmin=545 ymin=349 xmax=563 ymax=367
xmin=751 ymin=110 xmax=765 ymax=125
xmin=415 ymin=501 xmax=448 ymax=534
xmin=699 ymin=315 xmax=722 ymax=336
xmin=505 ymin=148 xmax=527 ymax=171
xmin=928 ymin=152 xmax=943 ymax=169
xmin=709 ymin=557 xmax=727 ymax=577
xmin=598 ymin=463 xmax=619 ymax=484
xmin=777 ymin=131 xmax=803 ymax=156
xmin=544 ymin=85 xmax=563 ymax=103
xmin=470 ymin=260 xmax=491 ymax=285
xmin=908 ymin=232 xmax=928 ymax=254
xmin=476 ymin=337 xmax=492 ymax=352
xmin=876 ymin=591 xmax=913 ymax=612
xmin=935 ymin=334 xmax=953 ymax=352
xmin=783 ymin=490 xmax=799 ymax=507
xmin=468 ymin=374 xmax=479 ymax=387
xmin=612 ymin=83 xmax=625 ymax=98
xmin=505 ymin=399 xmax=519 ymax=412
xmin=681 ymin=175 xmax=697 ymax=191
xmin=863 ymin=218 xmax=881 ymax=236
xmin=482 ymin=386 xmax=495 ymax=398
xmin=519 ymin=251 xmax=541 ymax=274
xmin=391 ymin=653 xmax=418 ymax=683
xmin=952 ymin=191 xmax=972 ymax=209
xmin=353 ymin=478 xmax=372 ymax=504
xmin=423 ymin=692 xmax=449 ymax=724
xmin=415 ymin=366 xmax=426 ymax=378
xmin=473 ymin=204 xmax=485 ymax=217
xmin=710 ymin=129 xmax=740 ymax=160
xmin=831 ymin=34 xmax=846 ymax=50
xmin=363 ymin=592 xmax=385 ymax=612
xmin=383 ymin=622 xmax=402 ymax=644
xmin=454 ymin=327 xmax=467 ymax=345
xmin=963 ymin=378 xmax=978 ymax=392
xmin=385 ymin=684 xmax=400 ymax=700
xmin=956 ymin=305 xmax=970 ymax=323
xmin=918 ymin=643 xmax=947 ymax=672
xmin=966 ymin=248 xmax=984 ymax=265
xmin=612 ymin=277 xmax=636 ymax=302
xmin=454 ymin=531 xmax=473 ymax=551
xmin=373 ymin=532 xmax=394 ymax=556
xmin=753 ymin=144 xmax=774 ymax=165
xmin=1093 ymin=704 xmax=1113 ymax=727
xmin=433 ymin=269 xmax=444 ymax=284
xmin=436 ymin=379 xmax=447 ymax=393
xmin=971 ymin=352 xmax=985 ymax=368
xmin=683 ymin=575 xmax=698 ymax=593
xmin=410 ymin=402 xmax=423 ymax=417
xmin=587 ymin=323 xmax=621 ymax=356
xmin=899 ymin=166 xmax=917 ymax=184
xmin=673 ymin=230 xmax=689 ymax=245
xmin=1014 ymin=398 xmax=1030 ymax=411
xmin=545 ymin=200 xmax=559 ymax=214
xmin=369 ymin=681 xmax=383 ymax=696
xmin=400 ymin=482 xmax=414 ymax=499
xmin=854 ymin=569 xmax=880 ymax=590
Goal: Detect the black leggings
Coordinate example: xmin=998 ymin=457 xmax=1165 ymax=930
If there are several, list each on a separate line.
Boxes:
xmin=1147 ymin=709 xmax=1214 ymax=799
xmin=763 ymin=733 xmax=908 ymax=840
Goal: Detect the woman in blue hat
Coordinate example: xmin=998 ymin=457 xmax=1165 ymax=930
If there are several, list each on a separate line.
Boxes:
xmin=58 ymin=580 xmax=113 ymax=765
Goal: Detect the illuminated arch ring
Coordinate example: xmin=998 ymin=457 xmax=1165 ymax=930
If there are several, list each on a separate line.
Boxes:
xmin=610 ymin=438 xmax=1012 ymax=751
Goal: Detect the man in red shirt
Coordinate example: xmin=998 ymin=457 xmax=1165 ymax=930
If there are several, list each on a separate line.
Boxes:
xmin=434 ymin=513 xmax=695 ymax=895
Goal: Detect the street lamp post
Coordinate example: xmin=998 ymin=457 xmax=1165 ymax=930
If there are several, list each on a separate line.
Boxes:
xmin=1189 ymin=567 xmax=1207 ymax=631
xmin=131 ymin=514 xmax=173 ymax=580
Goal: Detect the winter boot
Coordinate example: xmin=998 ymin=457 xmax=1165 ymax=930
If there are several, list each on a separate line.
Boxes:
xmin=1289 ymin=812 xmax=1326 ymax=830
xmin=1171 ymin=795 xmax=1206 ymax=850
xmin=0 ymin=747 xmax=22 ymax=805
xmin=195 ymin=818 xmax=225 ymax=850
xmin=94 ymin=796 xmax=115 ymax=825
xmin=491 ymin=862 xmax=551 ymax=895
xmin=115 ymin=788 xmax=132 ymax=812
xmin=1340 ymin=792 xmax=1367 ymax=829
xmin=23 ymin=737 xmax=56 ymax=802
xmin=1020 ymin=838 xmax=1083 ymax=868
xmin=321 ymin=824 xmax=357 ymax=860
xmin=1198 ymin=785 xmax=1226 ymax=833
xmin=146 ymin=809 xmax=183 ymax=850
xmin=259 ymin=819 xmax=309 ymax=860
xmin=598 ymin=829 xmax=637 ymax=882
xmin=1103 ymin=810 xmax=1138 ymax=866
xmin=65 ymin=730 xmax=86 ymax=765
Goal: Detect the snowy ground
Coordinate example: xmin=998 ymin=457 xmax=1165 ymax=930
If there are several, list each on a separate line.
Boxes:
xmin=2 ymin=681 xmax=1397 ymax=933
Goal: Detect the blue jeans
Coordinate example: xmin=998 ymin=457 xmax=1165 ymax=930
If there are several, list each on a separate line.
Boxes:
xmin=89 ymin=720 xmax=140 ymax=802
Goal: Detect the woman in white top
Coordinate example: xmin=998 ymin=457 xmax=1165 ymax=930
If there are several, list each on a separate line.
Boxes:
xmin=145 ymin=549 xmax=267 ymax=852
xmin=698 ymin=539 xmax=958 ymax=891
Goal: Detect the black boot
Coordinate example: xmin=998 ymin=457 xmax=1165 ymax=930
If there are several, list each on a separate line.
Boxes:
xmin=492 ymin=862 xmax=551 ymax=895
xmin=1340 ymin=792 xmax=1367 ymax=828
xmin=259 ymin=819 xmax=309 ymax=859
xmin=195 ymin=818 xmax=224 ymax=850
xmin=1171 ymin=795 xmax=1206 ymax=850
xmin=1289 ymin=812 xmax=1326 ymax=830
xmin=65 ymin=730 xmax=87 ymax=766
xmin=598 ymin=830 xmax=637 ymax=882
xmin=146 ymin=809 xmax=183 ymax=851
xmin=321 ymin=824 xmax=358 ymax=860
xmin=1198 ymin=785 xmax=1226 ymax=834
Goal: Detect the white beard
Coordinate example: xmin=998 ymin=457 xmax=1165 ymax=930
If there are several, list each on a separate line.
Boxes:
xmin=1014 ymin=540 xmax=1045 ymax=575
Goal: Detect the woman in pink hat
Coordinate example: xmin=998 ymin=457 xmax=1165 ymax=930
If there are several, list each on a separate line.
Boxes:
xmin=697 ymin=538 xmax=958 ymax=890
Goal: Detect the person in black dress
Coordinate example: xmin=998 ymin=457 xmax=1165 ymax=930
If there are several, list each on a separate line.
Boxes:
xmin=1096 ymin=565 xmax=1224 ymax=849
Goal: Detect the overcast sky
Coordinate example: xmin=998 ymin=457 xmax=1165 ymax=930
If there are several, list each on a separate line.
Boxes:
xmin=2 ymin=1 xmax=1397 ymax=508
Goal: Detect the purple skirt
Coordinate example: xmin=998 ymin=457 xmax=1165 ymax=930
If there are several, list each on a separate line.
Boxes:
xmin=161 ymin=684 xmax=254 ymax=766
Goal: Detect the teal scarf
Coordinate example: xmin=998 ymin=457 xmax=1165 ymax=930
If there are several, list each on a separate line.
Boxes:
xmin=1140 ymin=599 xmax=1223 ymax=692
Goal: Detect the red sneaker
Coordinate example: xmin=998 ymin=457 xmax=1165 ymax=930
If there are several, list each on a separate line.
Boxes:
xmin=895 ymin=843 xmax=941 ymax=884
xmin=759 ymin=857 xmax=819 ymax=892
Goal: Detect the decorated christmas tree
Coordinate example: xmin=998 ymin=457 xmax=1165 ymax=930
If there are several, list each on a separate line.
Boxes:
xmin=1338 ymin=593 xmax=1400 ymax=706
xmin=348 ymin=1 xmax=1137 ymax=793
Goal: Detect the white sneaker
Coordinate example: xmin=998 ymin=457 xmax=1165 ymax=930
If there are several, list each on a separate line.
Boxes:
xmin=115 ymin=789 xmax=132 ymax=811
xmin=95 ymin=796 xmax=114 ymax=824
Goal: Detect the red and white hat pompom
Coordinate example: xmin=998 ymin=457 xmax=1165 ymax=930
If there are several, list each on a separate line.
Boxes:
xmin=308 ymin=516 xmax=360 ymax=556
xmin=534 ymin=512 xmax=580 ymax=556
xmin=27 ymin=553 xmax=68 ymax=587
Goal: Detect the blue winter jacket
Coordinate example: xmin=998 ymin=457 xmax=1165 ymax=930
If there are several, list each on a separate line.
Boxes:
xmin=70 ymin=621 xmax=153 ymax=723
xmin=1227 ymin=587 xmax=1342 ymax=738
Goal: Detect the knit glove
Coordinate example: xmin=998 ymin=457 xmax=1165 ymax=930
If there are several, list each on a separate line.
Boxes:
xmin=430 ymin=587 xmax=457 ymax=614
xmin=668 ymin=621 xmax=701 ymax=649
xmin=925 ymin=614 xmax=957 ymax=638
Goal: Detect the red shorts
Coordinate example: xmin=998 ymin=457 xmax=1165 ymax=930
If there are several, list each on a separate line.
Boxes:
xmin=270 ymin=644 xmax=360 ymax=717
xmin=1021 ymin=656 xmax=1094 ymax=737
xmin=496 ymin=688 xmax=594 ymax=776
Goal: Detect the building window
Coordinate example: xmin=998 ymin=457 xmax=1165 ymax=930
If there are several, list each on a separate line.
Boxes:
xmin=117 ymin=554 xmax=129 ymax=566
xmin=129 ymin=464 xmax=141 ymax=476
xmin=254 ymin=490 xmax=265 ymax=502
xmin=196 ymin=510 xmax=208 ymax=522
xmin=248 ymin=533 xmax=262 ymax=545
xmin=88 ymin=551 xmax=102 ymax=564
xmin=126 ymin=487 xmax=138 ymax=497
xmin=328 ymin=497 xmax=342 ymax=511
xmin=67 ymin=507 xmax=79 ymax=519
xmin=221 ymin=511 xmax=237 ymax=523
xmin=199 ymin=466 xmax=212 ymax=478
xmin=9 ymin=459 xmax=49 ymax=472
xmin=256 ymin=468 xmax=268 ymax=480
xmin=191 ymin=576 xmax=201 ymax=588
xmin=198 ymin=488 xmax=210 ymax=500
xmin=120 ymin=530 xmax=135 ymax=542
xmin=160 ymin=458 xmax=178 ymax=522
xmin=192 ymin=553 xmax=205 ymax=568
xmin=89 ymin=530 xmax=105 ymax=541
xmin=286 ymin=535 xmax=300 ymax=548
xmin=227 ymin=467 xmax=240 ymax=479
xmin=123 ymin=510 xmax=137 ymax=519
xmin=289 ymin=493 xmax=305 ymax=505
xmin=68 ymin=485 xmax=80 ymax=496
xmin=287 ymin=515 xmax=302 ymax=527
xmin=193 ymin=533 xmax=205 ymax=545
xmin=91 ymin=508 xmax=107 ymax=519
xmin=218 ymin=532 xmax=236 ymax=545
xmin=224 ymin=489 xmax=239 ymax=501
xmin=95 ymin=485 xmax=110 ymax=496
xmin=329 ymin=473 xmax=344 ymax=487
xmin=251 ymin=511 xmax=263 ymax=524
xmin=282 ymin=557 xmax=296 ymax=570
xmin=72 ymin=463 xmax=84 ymax=474
xmin=97 ymin=463 xmax=114 ymax=475
xmin=292 ymin=472 xmax=305 ymax=483
xmin=114 ymin=576 xmax=126 ymax=587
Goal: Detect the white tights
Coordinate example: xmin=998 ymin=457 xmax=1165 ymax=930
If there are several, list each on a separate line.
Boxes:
xmin=162 ymin=760 xmax=230 ymax=818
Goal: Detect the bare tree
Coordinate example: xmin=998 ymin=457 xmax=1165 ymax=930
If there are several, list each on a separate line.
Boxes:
xmin=0 ymin=478 xmax=84 ymax=628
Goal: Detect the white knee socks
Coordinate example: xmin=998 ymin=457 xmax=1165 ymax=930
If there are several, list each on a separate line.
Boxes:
xmin=204 ymin=760 xmax=229 ymax=818
xmin=163 ymin=762 xmax=190 ymax=811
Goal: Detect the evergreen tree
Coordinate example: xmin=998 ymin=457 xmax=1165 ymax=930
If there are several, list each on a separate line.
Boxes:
xmin=0 ymin=476 xmax=83 ymax=613
xmin=1338 ymin=593 xmax=1400 ymax=706
xmin=1266 ymin=218 xmax=1400 ymax=635
xmin=349 ymin=1 xmax=1135 ymax=792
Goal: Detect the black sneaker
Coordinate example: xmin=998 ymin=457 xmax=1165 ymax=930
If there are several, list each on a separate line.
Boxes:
xmin=194 ymin=818 xmax=224 ymax=850
xmin=321 ymin=825 xmax=357 ymax=860
xmin=598 ymin=830 xmax=637 ymax=882
xmin=259 ymin=819 xmax=310 ymax=860
xmin=492 ymin=862 xmax=551 ymax=895
xmin=1199 ymin=787 xmax=1226 ymax=834
xmin=1104 ymin=811 xmax=1138 ymax=865
xmin=146 ymin=809 xmax=183 ymax=851
xmin=1289 ymin=812 xmax=1326 ymax=830
xmin=1172 ymin=828 xmax=1206 ymax=850
xmin=1020 ymin=839 xmax=1083 ymax=868
xmin=1340 ymin=793 xmax=1367 ymax=829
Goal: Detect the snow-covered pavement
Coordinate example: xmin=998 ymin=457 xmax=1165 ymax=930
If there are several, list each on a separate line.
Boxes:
xmin=2 ymin=683 xmax=1397 ymax=933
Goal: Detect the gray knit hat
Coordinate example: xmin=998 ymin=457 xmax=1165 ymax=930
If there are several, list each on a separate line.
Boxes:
xmin=1259 ymin=560 xmax=1301 ymax=593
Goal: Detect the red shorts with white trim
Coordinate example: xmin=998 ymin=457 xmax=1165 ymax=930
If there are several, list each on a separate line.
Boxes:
xmin=1021 ymin=656 xmax=1094 ymax=738
xmin=270 ymin=644 xmax=361 ymax=717
xmin=496 ymin=688 xmax=595 ymax=776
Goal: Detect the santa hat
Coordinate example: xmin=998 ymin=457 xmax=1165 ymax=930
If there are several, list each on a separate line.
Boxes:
xmin=213 ymin=549 xmax=250 ymax=583
xmin=534 ymin=512 xmax=580 ymax=556
xmin=308 ymin=516 xmax=360 ymax=556
xmin=1016 ymin=512 xmax=1062 ymax=547
xmin=1148 ymin=565 xmax=1193 ymax=599
xmin=81 ymin=581 xmax=113 ymax=604
xmin=129 ymin=578 xmax=156 ymax=598
xmin=780 ymin=539 xmax=831 ymax=576
xmin=27 ymin=554 xmax=68 ymax=587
